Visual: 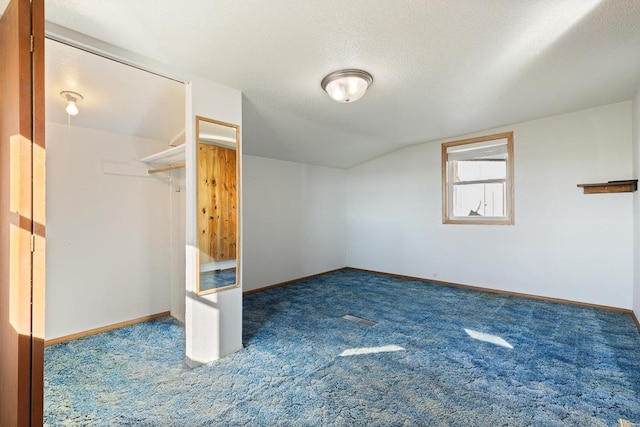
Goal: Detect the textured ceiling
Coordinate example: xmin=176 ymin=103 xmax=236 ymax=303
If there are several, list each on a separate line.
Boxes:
xmin=9 ymin=1 xmax=640 ymax=168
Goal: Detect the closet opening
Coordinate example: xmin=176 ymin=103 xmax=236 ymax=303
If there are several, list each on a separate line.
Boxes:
xmin=44 ymin=37 xmax=186 ymax=345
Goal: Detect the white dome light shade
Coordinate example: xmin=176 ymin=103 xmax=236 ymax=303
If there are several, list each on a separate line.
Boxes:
xmin=321 ymin=69 xmax=373 ymax=103
xmin=60 ymin=91 xmax=83 ymax=116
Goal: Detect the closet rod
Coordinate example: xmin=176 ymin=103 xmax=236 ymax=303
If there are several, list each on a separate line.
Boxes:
xmin=148 ymin=163 xmax=185 ymax=174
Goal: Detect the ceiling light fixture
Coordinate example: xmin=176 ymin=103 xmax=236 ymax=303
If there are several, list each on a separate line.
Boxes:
xmin=321 ymin=69 xmax=373 ymax=103
xmin=60 ymin=91 xmax=83 ymax=116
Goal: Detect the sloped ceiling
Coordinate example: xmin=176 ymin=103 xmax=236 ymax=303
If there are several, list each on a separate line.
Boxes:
xmin=6 ymin=0 xmax=640 ymax=168
xmin=46 ymin=39 xmax=185 ymax=144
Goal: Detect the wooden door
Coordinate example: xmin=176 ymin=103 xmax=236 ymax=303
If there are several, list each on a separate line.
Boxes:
xmin=197 ymin=144 xmax=237 ymax=262
xmin=0 ymin=0 xmax=45 ymax=425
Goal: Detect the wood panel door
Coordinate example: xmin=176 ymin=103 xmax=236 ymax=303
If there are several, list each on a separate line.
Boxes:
xmin=197 ymin=143 xmax=237 ymax=262
xmin=0 ymin=0 xmax=45 ymax=425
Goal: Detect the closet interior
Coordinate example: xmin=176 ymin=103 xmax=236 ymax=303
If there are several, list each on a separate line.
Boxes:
xmin=45 ymin=37 xmax=186 ymax=343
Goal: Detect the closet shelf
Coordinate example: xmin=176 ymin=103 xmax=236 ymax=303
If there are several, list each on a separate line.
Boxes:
xmin=577 ymin=180 xmax=637 ymax=194
xmin=140 ymin=144 xmax=185 ymax=164
xmin=140 ymin=144 xmax=185 ymax=174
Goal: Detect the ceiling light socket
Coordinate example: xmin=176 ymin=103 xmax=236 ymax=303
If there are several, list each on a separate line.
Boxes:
xmin=60 ymin=90 xmax=84 ymax=116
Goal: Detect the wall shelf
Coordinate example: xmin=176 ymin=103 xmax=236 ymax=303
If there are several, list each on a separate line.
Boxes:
xmin=140 ymin=144 xmax=185 ymax=174
xmin=577 ymin=180 xmax=637 ymax=194
xmin=140 ymin=144 xmax=185 ymax=164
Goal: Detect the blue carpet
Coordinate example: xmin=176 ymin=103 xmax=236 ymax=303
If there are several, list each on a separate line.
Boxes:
xmin=45 ymin=269 xmax=640 ymax=426
xmin=200 ymin=268 xmax=236 ymax=291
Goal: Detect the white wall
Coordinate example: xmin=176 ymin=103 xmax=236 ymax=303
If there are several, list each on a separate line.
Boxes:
xmin=46 ymin=122 xmax=174 ymax=339
xmin=184 ymin=77 xmax=243 ymax=365
xmin=242 ymin=155 xmax=347 ymax=292
xmin=633 ymin=88 xmax=640 ymax=320
xmin=347 ymin=102 xmax=634 ymax=309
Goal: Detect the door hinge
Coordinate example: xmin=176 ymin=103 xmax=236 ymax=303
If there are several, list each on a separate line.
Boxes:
xmin=30 ymin=234 xmax=35 ymax=253
xmin=30 ymin=35 xmax=34 ymax=52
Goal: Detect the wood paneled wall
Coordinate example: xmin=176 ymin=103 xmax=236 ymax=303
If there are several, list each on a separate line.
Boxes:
xmin=197 ymin=143 xmax=237 ymax=262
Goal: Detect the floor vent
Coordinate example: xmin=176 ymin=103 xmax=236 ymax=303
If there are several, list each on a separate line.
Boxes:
xmin=341 ymin=314 xmax=376 ymax=327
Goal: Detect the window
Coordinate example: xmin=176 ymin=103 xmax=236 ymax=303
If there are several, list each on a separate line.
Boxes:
xmin=442 ymin=131 xmax=514 ymax=225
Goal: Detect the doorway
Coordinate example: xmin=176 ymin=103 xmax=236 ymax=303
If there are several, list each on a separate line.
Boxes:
xmin=43 ymin=38 xmax=186 ymax=356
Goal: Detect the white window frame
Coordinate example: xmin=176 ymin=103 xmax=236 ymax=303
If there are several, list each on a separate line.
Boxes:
xmin=442 ymin=131 xmax=514 ymax=225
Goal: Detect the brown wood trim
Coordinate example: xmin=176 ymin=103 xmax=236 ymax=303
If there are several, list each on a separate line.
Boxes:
xmin=0 ymin=0 xmax=39 ymax=423
xmin=195 ymin=116 xmax=241 ymax=296
xmin=31 ymin=0 xmax=45 ymax=423
xmin=348 ymin=267 xmax=633 ymax=314
xmin=45 ymin=311 xmax=171 ymax=346
xmin=243 ymin=268 xmax=346 ymax=295
xmin=148 ymin=162 xmax=185 ymax=174
xmin=236 ymin=125 xmax=242 ymax=296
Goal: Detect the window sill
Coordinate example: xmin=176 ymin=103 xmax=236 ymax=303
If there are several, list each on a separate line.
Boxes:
xmin=443 ymin=217 xmax=514 ymax=225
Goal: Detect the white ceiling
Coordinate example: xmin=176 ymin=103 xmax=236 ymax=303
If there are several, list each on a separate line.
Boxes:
xmin=8 ymin=0 xmax=640 ymax=168
xmin=45 ymin=39 xmax=185 ymax=144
